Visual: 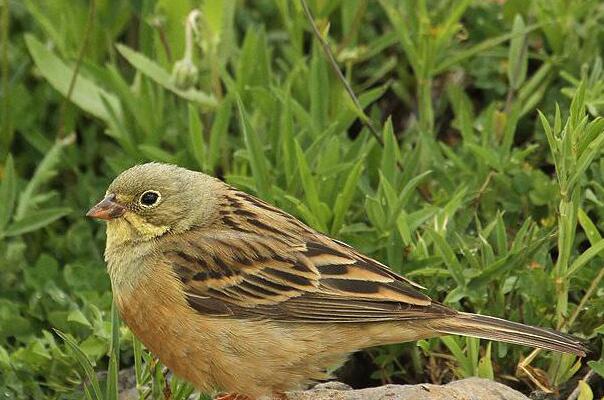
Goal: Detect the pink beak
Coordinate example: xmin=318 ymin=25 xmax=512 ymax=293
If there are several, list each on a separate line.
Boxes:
xmin=86 ymin=194 xmax=126 ymax=220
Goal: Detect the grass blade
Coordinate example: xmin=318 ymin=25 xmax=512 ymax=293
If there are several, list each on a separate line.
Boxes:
xmin=116 ymin=44 xmax=217 ymax=107
xmin=54 ymin=330 xmax=103 ymax=400
xmin=25 ymin=34 xmax=121 ymax=122
xmin=236 ymin=97 xmax=272 ymax=201
xmin=188 ymin=103 xmax=207 ymax=171
xmin=0 ymin=154 xmax=16 ymax=232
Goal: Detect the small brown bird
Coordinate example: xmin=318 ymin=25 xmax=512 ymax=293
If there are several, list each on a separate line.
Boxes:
xmin=87 ymin=163 xmax=585 ymax=400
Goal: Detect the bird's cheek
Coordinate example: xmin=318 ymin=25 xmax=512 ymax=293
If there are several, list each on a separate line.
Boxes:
xmin=124 ymin=213 xmax=171 ymax=240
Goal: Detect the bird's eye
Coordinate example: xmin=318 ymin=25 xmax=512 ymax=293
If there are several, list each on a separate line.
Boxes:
xmin=139 ymin=190 xmax=160 ymax=207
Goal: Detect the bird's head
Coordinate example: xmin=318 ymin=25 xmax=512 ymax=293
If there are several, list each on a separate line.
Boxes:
xmin=87 ymin=163 xmax=221 ymax=244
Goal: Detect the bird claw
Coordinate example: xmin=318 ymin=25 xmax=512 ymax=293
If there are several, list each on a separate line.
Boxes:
xmin=214 ymin=394 xmax=253 ymax=400
xmin=213 ymin=393 xmax=287 ymax=400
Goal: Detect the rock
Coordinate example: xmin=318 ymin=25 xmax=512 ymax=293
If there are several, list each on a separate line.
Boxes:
xmin=285 ymin=378 xmax=529 ymax=400
xmin=112 ymin=368 xmax=529 ymax=400
xmin=311 ymin=382 xmax=354 ymax=391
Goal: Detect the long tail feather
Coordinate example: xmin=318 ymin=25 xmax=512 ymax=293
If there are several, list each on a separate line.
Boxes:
xmin=432 ymin=312 xmax=586 ymax=356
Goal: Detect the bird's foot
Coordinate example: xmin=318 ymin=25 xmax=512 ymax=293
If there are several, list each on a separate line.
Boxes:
xmin=214 ymin=393 xmax=253 ymax=400
xmin=213 ymin=391 xmax=287 ymax=400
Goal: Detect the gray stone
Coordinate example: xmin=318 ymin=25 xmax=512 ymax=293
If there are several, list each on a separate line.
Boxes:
xmin=113 ymin=368 xmax=529 ymax=400
xmin=285 ymin=378 xmax=529 ymax=400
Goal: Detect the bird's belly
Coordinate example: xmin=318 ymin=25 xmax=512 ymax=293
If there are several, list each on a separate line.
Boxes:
xmin=114 ymin=284 xmax=343 ymax=397
xmin=112 ymin=273 xmax=217 ymax=393
xmin=111 ymin=270 xmax=419 ymax=397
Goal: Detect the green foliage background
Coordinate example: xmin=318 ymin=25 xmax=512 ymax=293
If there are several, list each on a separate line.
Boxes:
xmin=1 ymin=0 xmax=604 ymax=398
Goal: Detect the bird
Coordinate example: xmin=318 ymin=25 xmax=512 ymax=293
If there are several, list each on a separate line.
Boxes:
xmin=87 ymin=162 xmax=586 ymax=400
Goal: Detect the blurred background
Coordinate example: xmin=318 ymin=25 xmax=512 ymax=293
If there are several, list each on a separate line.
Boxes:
xmin=1 ymin=0 xmax=604 ymax=398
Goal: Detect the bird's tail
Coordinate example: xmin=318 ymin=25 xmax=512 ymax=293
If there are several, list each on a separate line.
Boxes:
xmin=431 ymin=312 xmax=586 ymax=356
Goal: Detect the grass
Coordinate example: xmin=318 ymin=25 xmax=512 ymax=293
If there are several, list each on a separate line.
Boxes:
xmin=1 ymin=0 xmax=604 ymax=398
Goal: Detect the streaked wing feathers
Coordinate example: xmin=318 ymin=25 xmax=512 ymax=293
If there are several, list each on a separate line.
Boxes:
xmin=161 ymin=187 xmax=439 ymax=322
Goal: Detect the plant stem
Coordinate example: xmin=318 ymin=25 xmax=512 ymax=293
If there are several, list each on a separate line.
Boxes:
xmin=417 ymin=76 xmax=434 ymax=134
xmin=566 ymin=370 xmax=595 ymax=400
xmin=1 ymin=0 xmax=11 ymax=160
xmin=554 ymin=192 xmax=577 ymax=327
xmin=567 ymin=264 xmax=604 ymax=328
xmin=57 ymin=0 xmax=96 ymax=139
xmin=299 ymin=0 xmax=384 ymax=147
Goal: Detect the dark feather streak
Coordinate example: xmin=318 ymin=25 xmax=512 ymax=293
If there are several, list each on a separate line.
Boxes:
xmin=264 ymin=268 xmax=313 ymax=287
xmin=318 ymin=264 xmax=349 ymax=275
xmin=246 ymin=275 xmax=296 ymax=293
xmin=246 ymin=217 xmax=288 ymax=237
xmin=322 ymin=279 xmax=380 ymax=294
xmin=305 ymin=242 xmax=350 ymax=259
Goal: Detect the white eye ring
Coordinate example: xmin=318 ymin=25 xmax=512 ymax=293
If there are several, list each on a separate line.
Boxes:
xmin=139 ymin=190 xmax=161 ymax=207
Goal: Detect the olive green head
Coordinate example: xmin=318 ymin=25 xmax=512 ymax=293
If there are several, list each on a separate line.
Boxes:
xmin=88 ymin=162 xmax=222 ymax=242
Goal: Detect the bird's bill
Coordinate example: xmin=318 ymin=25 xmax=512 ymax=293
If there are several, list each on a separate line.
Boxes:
xmin=86 ymin=194 xmax=126 ymax=220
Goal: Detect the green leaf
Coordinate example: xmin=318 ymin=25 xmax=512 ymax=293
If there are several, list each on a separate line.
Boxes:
xmin=468 ymin=232 xmax=547 ymax=289
xmin=188 ymin=104 xmax=207 ymax=171
xmin=236 ymin=98 xmax=272 ymax=201
xmin=201 ymin=1 xmax=236 ymax=66
xmin=568 ymin=127 xmax=604 ymax=190
xmin=466 ymin=143 xmax=502 ymax=171
xmin=24 ymin=253 xmax=60 ymax=290
xmin=294 ymin=139 xmax=329 ymax=231
xmin=477 ymin=342 xmax=494 ymax=379
xmin=395 ymin=171 xmax=432 ymax=217
xmin=133 ymin=337 xmax=144 ymax=387
xmin=284 ymin=194 xmax=323 ymax=231
xmin=55 ymin=330 xmax=103 ymax=400
xmin=434 ymin=23 xmax=540 ymax=74
xmin=15 ymin=136 xmax=73 ymax=220
xmin=331 ymin=160 xmax=364 ymax=234
xmin=434 ymin=0 xmax=472 ymax=53
xmin=208 ymin=97 xmax=233 ymax=171
xmin=426 ymin=229 xmax=465 ymax=286
xmin=0 ymin=345 xmax=10 ymax=369
xmin=566 ymin=238 xmax=604 ymax=277
xmin=435 ymin=186 xmax=468 ymax=234
xmin=494 ymin=212 xmax=508 ymax=255
xmin=440 ymin=336 xmax=472 ymax=378
xmin=578 ymin=208 xmax=602 ymax=245
xmin=380 ymin=1 xmax=418 ymax=73
xmin=0 ymin=154 xmax=16 ymax=231
xmin=5 ymin=207 xmax=71 ymax=237
xmin=309 ymin=44 xmax=329 ymax=131
xmin=67 ymin=309 xmax=91 ymax=328
xmin=25 ymin=34 xmax=122 ymax=122
xmin=365 ymin=195 xmax=386 ymax=232
xmin=137 ymin=145 xmax=178 ymax=164
xmin=106 ymin=303 xmax=120 ymax=400
xmin=279 ymin=95 xmax=296 ymax=188
xmin=507 ymin=15 xmax=528 ymax=90
xmin=380 ymin=118 xmax=398 ymax=185
xmin=569 ymin=80 xmax=587 ymax=129
xmin=115 ymin=44 xmax=217 ymax=107
xmin=98 ymin=95 xmax=138 ymax=156
xmin=447 ymin=84 xmax=475 ymax=143
xmin=588 ymin=360 xmax=604 ymax=378
xmin=577 ymin=380 xmax=593 ymax=400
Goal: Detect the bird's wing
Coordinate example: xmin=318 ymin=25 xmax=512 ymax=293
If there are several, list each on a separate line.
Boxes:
xmin=161 ymin=187 xmax=454 ymax=322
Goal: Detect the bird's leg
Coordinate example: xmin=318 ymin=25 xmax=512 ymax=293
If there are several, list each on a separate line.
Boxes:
xmin=213 ymin=393 xmax=253 ymax=400
xmin=213 ymin=391 xmax=288 ymax=400
xmin=516 ymin=351 xmax=554 ymax=393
